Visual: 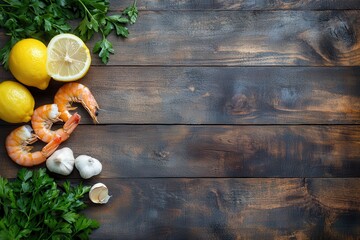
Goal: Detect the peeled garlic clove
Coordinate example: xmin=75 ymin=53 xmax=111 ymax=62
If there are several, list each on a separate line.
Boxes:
xmin=75 ymin=155 xmax=102 ymax=179
xmin=89 ymin=183 xmax=111 ymax=204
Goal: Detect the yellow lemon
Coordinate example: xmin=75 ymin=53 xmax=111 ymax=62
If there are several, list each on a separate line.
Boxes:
xmin=9 ymin=38 xmax=51 ymax=90
xmin=46 ymin=33 xmax=91 ymax=81
xmin=0 ymin=81 xmax=35 ymax=123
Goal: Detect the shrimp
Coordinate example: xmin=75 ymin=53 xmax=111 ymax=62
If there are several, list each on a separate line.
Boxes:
xmin=31 ymin=104 xmax=81 ymax=143
xmin=5 ymin=125 xmax=61 ymax=166
xmin=54 ymin=82 xmax=99 ymax=123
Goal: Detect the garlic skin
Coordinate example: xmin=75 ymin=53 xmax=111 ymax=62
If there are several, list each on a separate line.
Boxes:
xmin=75 ymin=155 xmax=102 ymax=179
xmin=46 ymin=147 xmax=75 ymax=175
xmin=89 ymin=183 xmax=111 ymax=204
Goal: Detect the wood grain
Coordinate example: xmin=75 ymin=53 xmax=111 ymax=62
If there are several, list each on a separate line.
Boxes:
xmin=83 ymin=10 xmax=360 ymax=66
xmin=111 ymin=0 xmax=360 ymax=10
xmin=0 ymin=2 xmax=359 ymax=239
xmin=2 ymin=11 xmax=360 ymax=66
xmin=1 ymin=66 xmax=359 ymax=125
xmin=82 ymin=178 xmax=360 ymax=239
xmin=1 ymin=125 xmax=359 ymax=178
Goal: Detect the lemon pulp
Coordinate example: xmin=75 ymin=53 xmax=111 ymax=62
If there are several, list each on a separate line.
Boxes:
xmin=46 ymin=33 xmax=91 ymax=81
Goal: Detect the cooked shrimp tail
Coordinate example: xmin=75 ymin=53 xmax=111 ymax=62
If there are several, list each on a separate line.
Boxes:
xmin=5 ymin=125 xmax=62 ymax=167
xmin=31 ymin=104 xmax=81 ymax=143
xmin=61 ymin=112 xmax=81 ymax=141
xmin=54 ymin=82 xmax=99 ymax=123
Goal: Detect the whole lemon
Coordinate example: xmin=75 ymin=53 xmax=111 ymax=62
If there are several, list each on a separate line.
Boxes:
xmin=0 ymin=81 xmax=35 ymax=123
xmin=9 ymin=39 xmax=51 ymax=90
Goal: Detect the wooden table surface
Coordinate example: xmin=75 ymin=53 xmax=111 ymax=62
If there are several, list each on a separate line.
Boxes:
xmin=1 ymin=0 xmax=360 ymax=239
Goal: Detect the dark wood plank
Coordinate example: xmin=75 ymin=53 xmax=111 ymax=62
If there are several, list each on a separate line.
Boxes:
xmin=81 ymin=178 xmax=360 ymax=239
xmin=2 ymin=66 xmax=359 ymax=125
xmin=111 ymin=0 xmax=360 ymax=10
xmin=84 ymin=10 xmax=360 ymax=66
xmin=0 ymin=2 xmax=359 ymax=239
xmin=1 ymin=125 xmax=359 ymax=178
xmin=1 ymin=11 xmax=360 ymax=66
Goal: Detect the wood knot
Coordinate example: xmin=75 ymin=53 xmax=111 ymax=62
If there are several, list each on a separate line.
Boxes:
xmin=328 ymin=16 xmax=356 ymax=48
xmin=319 ymin=13 xmax=357 ymax=61
xmin=226 ymin=93 xmax=256 ymax=115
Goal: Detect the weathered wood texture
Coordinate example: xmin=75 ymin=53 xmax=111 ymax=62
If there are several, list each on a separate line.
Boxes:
xmin=83 ymin=10 xmax=360 ymax=66
xmin=0 ymin=2 xmax=360 ymax=239
xmin=7 ymin=10 xmax=353 ymax=66
xmin=112 ymin=0 xmax=360 ymax=10
xmin=2 ymin=10 xmax=359 ymax=66
xmin=83 ymin=178 xmax=360 ymax=239
xmin=1 ymin=66 xmax=359 ymax=125
xmin=1 ymin=125 xmax=359 ymax=178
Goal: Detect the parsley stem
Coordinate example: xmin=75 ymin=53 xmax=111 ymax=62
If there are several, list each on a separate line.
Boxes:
xmin=77 ymin=0 xmax=100 ymax=25
xmin=3 ymin=11 xmax=20 ymax=19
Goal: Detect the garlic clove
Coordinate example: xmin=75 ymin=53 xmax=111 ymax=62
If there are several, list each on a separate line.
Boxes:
xmin=75 ymin=155 xmax=102 ymax=179
xmin=89 ymin=183 xmax=111 ymax=204
xmin=46 ymin=147 xmax=75 ymax=175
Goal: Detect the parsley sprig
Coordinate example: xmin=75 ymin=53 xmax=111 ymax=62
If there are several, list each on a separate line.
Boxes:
xmin=0 ymin=168 xmax=99 ymax=239
xmin=0 ymin=0 xmax=138 ymax=68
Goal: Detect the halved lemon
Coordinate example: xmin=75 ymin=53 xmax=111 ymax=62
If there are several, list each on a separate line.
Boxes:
xmin=46 ymin=33 xmax=91 ymax=81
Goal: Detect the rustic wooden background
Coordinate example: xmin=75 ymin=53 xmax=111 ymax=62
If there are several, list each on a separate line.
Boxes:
xmin=1 ymin=0 xmax=360 ymax=239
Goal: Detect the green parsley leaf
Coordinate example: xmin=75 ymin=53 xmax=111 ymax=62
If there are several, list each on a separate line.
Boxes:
xmin=0 ymin=0 xmax=138 ymax=67
xmin=123 ymin=0 xmax=138 ymax=24
xmin=93 ymin=37 xmax=114 ymax=64
xmin=0 ymin=169 xmax=99 ymax=239
xmin=107 ymin=15 xmax=130 ymax=24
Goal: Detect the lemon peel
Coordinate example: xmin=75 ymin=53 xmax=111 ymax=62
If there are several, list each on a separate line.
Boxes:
xmin=0 ymin=81 xmax=35 ymax=123
xmin=9 ymin=39 xmax=51 ymax=90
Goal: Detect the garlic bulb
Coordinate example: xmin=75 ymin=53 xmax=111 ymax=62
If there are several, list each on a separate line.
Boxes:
xmin=89 ymin=183 xmax=111 ymax=204
xmin=46 ymin=147 xmax=75 ymax=175
xmin=75 ymin=155 xmax=102 ymax=179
